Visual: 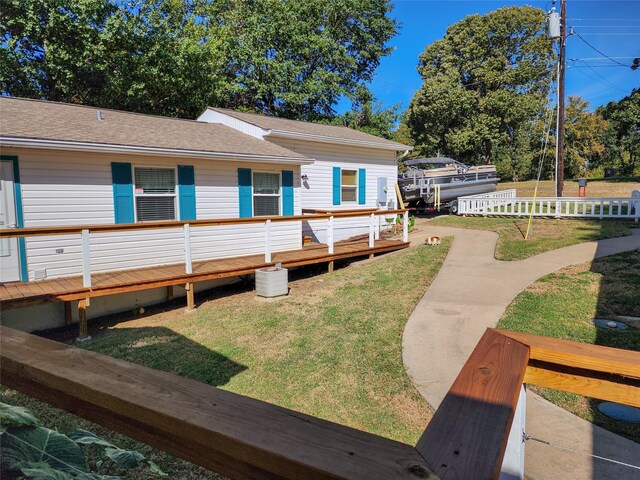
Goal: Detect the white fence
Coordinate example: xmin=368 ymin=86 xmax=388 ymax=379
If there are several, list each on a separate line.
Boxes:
xmin=458 ymin=189 xmax=640 ymax=221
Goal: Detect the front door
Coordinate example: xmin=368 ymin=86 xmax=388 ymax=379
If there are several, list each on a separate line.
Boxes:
xmin=0 ymin=160 xmax=21 ymax=282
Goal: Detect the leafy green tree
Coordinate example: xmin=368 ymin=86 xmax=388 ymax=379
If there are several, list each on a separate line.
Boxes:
xmin=597 ymin=89 xmax=640 ymax=176
xmin=405 ymin=6 xmax=555 ymax=167
xmin=563 ymin=96 xmax=608 ymax=178
xmin=322 ymin=85 xmax=401 ymax=139
xmin=1 ymin=0 xmax=398 ymax=120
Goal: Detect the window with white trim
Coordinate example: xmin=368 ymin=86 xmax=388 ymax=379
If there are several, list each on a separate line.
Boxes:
xmin=134 ymin=167 xmax=177 ymax=222
xmin=341 ymin=169 xmax=357 ymax=202
xmin=253 ymin=172 xmax=280 ymax=216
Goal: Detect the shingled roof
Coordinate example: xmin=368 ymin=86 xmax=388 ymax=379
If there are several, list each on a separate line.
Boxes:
xmin=207 ymin=107 xmax=412 ymax=151
xmin=0 ymin=97 xmax=311 ymax=163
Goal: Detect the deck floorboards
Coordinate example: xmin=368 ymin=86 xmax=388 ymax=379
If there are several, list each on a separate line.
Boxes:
xmin=0 ymin=239 xmax=408 ymax=307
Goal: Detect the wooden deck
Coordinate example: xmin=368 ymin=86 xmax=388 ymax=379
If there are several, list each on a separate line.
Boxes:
xmin=0 ymin=239 xmax=409 ymax=308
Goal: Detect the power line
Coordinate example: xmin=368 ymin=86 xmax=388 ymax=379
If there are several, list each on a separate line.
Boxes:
xmin=576 ymin=33 xmax=640 ymax=36
xmin=575 ymin=59 xmax=631 ymax=93
xmin=570 ymin=25 xmax=640 ymax=28
xmin=574 ymin=33 xmax=632 ymax=67
xmin=568 ymin=18 xmax=640 ymax=21
xmin=568 ymin=57 xmax=638 ymax=60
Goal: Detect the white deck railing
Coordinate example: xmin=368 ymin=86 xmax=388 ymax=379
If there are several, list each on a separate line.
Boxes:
xmin=458 ymin=189 xmax=640 ymax=221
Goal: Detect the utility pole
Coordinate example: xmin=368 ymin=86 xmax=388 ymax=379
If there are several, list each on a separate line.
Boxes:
xmin=556 ymin=0 xmax=566 ymax=197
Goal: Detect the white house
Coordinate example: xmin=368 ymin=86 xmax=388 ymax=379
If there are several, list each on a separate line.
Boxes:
xmin=0 ymin=97 xmax=410 ymax=330
xmin=198 ymin=108 xmax=411 ymax=242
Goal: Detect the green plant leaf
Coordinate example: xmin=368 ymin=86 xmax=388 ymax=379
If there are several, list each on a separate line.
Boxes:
xmin=147 ymin=460 xmax=168 ymax=476
xmin=1 ymin=426 xmax=87 ymax=474
xmin=69 ymin=430 xmax=115 ymax=448
xmin=18 ymin=461 xmax=73 ymax=480
xmin=104 ymin=447 xmax=145 ymax=469
xmin=0 ymin=402 xmax=41 ymax=430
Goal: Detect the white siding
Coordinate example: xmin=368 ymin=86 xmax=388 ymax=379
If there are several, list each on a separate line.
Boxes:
xmin=7 ymin=149 xmax=301 ymax=280
xmin=197 ymin=109 xmax=269 ymax=139
xmin=268 ymin=139 xmax=399 ymax=242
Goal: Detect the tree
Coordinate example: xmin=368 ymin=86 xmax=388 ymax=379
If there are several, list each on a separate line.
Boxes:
xmin=322 ymin=85 xmax=401 ymax=139
xmin=405 ymin=6 xmax=555 ymax=169
xmin=563 ymin=96 xmax=608 ymax=178
xmin=1 ymin=0 xmax=398 ymax=120
xmin=597 ymin=89 xmax=640 ymax=176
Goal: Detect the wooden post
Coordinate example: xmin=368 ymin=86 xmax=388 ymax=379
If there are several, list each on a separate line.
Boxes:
xmin=166 ymin=285 xmax=174 ymax=302
xmin=403 ymin=211 xmax=409 ymax=243
xmin=64 ymin=301 xmax=72 ymax=325
xmin=265 ymin=219 xmax=272 ymax=263
xmin=183 ymin=224 xmax=193 ymax=274
xmin=369 ymin=213 xmax=375 ymax=248
xmin=77 ymin=298 xmax=90 ymax=342
xmin=328 ymin=261 xmax=334 ymax=273
xmin=327 ymin=216 xmax=334 ymax=254
xmin=500 ymin=385 xmax=526 ymax=479
xmin=185 ymin=283 xmax=196 ymax=312
xmin=81 ymin=229 xmax=91 ymax=288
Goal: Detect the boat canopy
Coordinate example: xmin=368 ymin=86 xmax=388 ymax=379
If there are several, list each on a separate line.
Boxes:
xmin=403 ymin=157 xmax=468 ymax=169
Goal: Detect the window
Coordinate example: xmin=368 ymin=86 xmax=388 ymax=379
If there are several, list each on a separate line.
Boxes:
xmin=134 ymin=167 xmax=176 ymax=222
xmin=341 ymin=169 xmax=357 ymax=202
xmin=253 ymin=172 xmax=280 ymax=216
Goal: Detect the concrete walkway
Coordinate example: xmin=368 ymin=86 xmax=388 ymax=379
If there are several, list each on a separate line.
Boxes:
xmin=403 ymin=223 xmax=640 ymax=480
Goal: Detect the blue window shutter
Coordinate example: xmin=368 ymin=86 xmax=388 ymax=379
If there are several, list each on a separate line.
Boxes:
xmin=238 ymin=168 xmax=253 ymax=218
xmin=332 ymin=167 xmax=341 ymax=205
xmin=282 ymin=170 xmax=294 ymax=216
xmin=178 ymin=165 xmax=196 ymax=220
xmin=111 ymin=162 xmax=134 ymax=224
xmin=358 ymin=168 xmax=366 ymax=205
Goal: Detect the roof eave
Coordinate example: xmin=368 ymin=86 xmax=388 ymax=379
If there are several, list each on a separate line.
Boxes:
xmin=0 ymin=137 xmax=315 ymax=165
xmin=265 ymin=129 xmax=413 ymax=151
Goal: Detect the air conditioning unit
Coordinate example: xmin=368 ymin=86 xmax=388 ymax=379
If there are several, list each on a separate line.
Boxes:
xmin=255 ymin=267 xmax=289 ymax=298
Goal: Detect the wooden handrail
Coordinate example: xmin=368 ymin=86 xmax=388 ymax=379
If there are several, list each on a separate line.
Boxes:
xmin=2 ymin=327 xmax=637 ymax=479
xmin=418 ymin=329 xmax=530 ymax=479
xmin=0 ymin=326 xmax=436 ymax=480
xmin=0 ymin=209 xmax=408 ymax=238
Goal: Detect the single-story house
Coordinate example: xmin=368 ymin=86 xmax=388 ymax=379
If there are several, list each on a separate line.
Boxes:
xmin=0 ymin=97 xmax=411 ymax=330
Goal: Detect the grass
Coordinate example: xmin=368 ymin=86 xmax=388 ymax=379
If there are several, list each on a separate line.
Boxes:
xmin=497 ymin=178 xmax=640 ymax=198
xmin=429 ymin=216 xmax=634 ymax=260
xmin=2 ymin=241 xmax=451 ymax=477
xmin=497 ymin=250 xmax=640 ymax=441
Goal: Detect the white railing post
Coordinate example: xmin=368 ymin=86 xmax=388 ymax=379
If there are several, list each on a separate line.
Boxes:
xmin=500 ymin=384 xmax=526 ymax=479
xmin=81 ymin=229 xmax=91 ymax=288
xmin=403 ymin=210 xmax=409 ymax=243
xmin=327 ymin=216 xmax=334 ymax=254
xmin=369 ymin=213 xmax=375 ymax=248
xmin=265 ymin=219 xmax=272 ymax=263
xmin=183 ymin=223 xmax=193 ymax=274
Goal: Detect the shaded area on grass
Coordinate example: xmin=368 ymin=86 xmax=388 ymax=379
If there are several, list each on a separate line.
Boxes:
xmin=497 ymin=250 xmax=640 ymax=442
xmin=430 ymin=216 xmax=634 ymax=260
xmin=2 ymin=242 xmax=451 ymax=478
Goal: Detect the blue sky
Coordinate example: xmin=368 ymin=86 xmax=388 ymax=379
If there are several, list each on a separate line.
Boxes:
xmin=338 ymin=0 xmax=640 ymax=114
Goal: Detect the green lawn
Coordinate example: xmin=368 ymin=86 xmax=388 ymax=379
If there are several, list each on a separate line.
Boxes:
xmin=497 ymin=250 xmax=640 ymax=441
xmin=429 ymin=216 xmax=634 ymax=260
xmin=2 ymin=242 xmax=450 ymax=477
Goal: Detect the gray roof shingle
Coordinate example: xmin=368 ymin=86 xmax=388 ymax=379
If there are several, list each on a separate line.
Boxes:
xmin=209 ymin=107 xmax=412 ymax=150
xmin=0 ymin=97 xmax=309 ymax=161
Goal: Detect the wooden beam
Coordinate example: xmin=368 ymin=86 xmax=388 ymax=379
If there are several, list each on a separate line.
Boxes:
xmin=77 ymin=298 xmax=89 ymax=340
xmin=496 ymin=329 xmax=640 ymax=379
xmin=64 ymin=301 xmax=72 ymax=325
xmin=417 ymin=329 xmax=530 ymax=480
xmin=0 ymin=210 xmax=409 ymax=239
xmin=524 ymin=362 xmax=640 ymax=407
xmin=0 ymin=327 xmax=436 ymax=480
xmin=185 ymin=283 xmax=195 ymax=311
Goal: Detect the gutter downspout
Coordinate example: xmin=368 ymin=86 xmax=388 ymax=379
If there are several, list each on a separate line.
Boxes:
xmin=397 ymin=149 xmax=411 ymax=161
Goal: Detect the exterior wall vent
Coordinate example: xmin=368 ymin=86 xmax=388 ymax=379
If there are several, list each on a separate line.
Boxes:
xmin=255 ymin=267 xmax=288 ymax=298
